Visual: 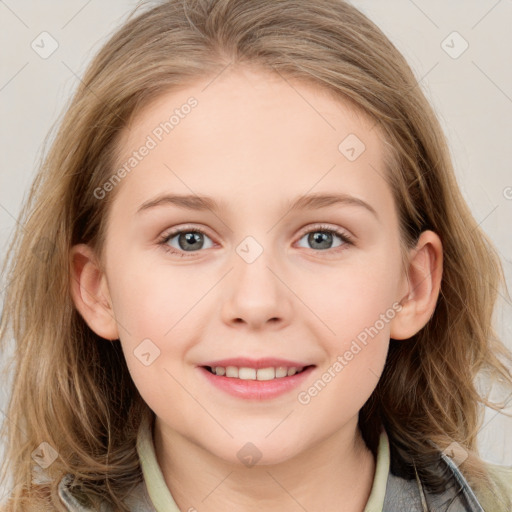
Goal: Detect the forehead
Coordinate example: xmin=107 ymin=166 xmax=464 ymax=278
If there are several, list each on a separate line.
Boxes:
xmin=110 ymin=66 xmax=395 ymax=221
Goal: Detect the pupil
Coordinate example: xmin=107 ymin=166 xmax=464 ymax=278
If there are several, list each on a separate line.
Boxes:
xmin=309 ymin=231 xmax=332 ymax=250
xmin=179 ymin=232 xmax=203 ymax=251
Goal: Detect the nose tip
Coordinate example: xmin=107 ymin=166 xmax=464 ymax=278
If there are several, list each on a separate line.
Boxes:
xmin=221 ymin=252 xmax=291 ymax=330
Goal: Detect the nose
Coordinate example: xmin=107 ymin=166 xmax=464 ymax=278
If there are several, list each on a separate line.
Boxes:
xmin=220 ymin=244 xmax=292 ymax=331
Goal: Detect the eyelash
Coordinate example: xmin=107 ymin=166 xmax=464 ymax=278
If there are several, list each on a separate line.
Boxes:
xmin=157 ymin=224 xmax=354 ymax=258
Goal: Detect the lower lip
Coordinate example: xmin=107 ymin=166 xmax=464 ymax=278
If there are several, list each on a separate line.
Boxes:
xmin=198 ymin=366 xmax=315 ymax=400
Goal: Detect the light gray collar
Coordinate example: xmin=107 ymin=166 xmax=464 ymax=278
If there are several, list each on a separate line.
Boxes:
xmin=58 ymin=445 xmax=484 ymax=512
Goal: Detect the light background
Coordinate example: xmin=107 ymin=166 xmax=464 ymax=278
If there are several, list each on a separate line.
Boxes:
xmin=0 ymin=0 xmax=511 ymax=496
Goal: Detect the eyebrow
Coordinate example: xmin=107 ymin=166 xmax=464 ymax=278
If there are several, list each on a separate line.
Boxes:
xmin=136 ymin=192 xmax=379 ymax=219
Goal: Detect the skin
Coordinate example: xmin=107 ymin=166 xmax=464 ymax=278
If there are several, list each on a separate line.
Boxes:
xmin=70 ymin=65 xmax=443 ymax=511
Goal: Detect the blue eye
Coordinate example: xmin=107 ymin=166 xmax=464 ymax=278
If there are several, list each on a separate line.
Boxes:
xmin=296 ymin=226 xmax=352 ymax=251
xmin=158 ymin=227 xmax=214 ymax=257
xmin=158 ymin=224 xmax=354 ymax=258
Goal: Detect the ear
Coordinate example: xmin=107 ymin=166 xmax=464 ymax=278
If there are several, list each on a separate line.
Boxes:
xmin=390 ymin=230 xmax=443 ymax=340
xmin=69 ymin=243 xmax=119 ymax=341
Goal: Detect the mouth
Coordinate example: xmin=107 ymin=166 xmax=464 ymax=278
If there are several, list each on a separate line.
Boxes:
xmin=202 ymin=365 xmax=314 ymax=380
xmin=198 ymin=361 xmax=316 ymax=400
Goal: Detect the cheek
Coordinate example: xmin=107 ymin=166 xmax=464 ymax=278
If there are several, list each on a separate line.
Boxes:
xmin=297 ymin=250 xmax=401 ymax=340
xmin=295 ymin=249 xmax=399 ymax=403
xmin=107 ymin=253 xmax=200 ymax=338
xmin=297 ymin=320 xmax=390 ymax=424
xmin=106 ymin=255 xmax=202 ymax=408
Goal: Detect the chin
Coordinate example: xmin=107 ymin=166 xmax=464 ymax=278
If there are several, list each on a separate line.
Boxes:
xmin=205 ymin=434 xmax=306 ymax=468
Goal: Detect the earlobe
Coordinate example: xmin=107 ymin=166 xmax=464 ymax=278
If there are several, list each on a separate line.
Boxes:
xmin=69 ymin=244 xmax=119 ymax=341
xmin=390 ymin=230 xmax=443 ymax=340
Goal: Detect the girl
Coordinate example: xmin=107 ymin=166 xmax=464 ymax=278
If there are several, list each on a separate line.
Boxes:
xmin=1 ymin=0 xmax=511 ymax=510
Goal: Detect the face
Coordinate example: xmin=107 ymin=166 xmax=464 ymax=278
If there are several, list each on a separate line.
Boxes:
xmin=92 ymin=66 xmax=408 ymax=465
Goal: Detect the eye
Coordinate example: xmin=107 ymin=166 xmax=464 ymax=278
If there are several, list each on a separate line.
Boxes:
xmin=157 ymin=223 xmax=354 ymax=258
xmin=158 ymin=226 xmax=215 ymax=257
xmin=295 ymin=224 xmax=353 ymax=252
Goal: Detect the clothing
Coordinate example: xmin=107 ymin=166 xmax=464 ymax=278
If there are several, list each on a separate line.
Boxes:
xmin=135 ymin=418 xmax=389 ymax=511
xmin=58 ymin=416 xmax=512 ymax=511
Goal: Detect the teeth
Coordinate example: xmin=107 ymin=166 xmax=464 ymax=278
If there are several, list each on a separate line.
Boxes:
xmin=256 ymin=367 xmax=275 ymax=381
xmin=275 ymin=366 xmax=288 ymax=378
xmin=238 ymin=367 xmax=256 ymax=380
xmin=210 ymin=365 xmax=306 ymax=380
xmin=226 ymin=366 xmax=238 ymax=378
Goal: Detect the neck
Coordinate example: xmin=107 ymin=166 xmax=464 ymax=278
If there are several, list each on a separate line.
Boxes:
xmin=154 ymin=417 xmax=376 ymax=512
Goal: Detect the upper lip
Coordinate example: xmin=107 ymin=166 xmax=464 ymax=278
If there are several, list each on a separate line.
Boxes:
xmin=200 ymin=357 xmax=314 ymax=369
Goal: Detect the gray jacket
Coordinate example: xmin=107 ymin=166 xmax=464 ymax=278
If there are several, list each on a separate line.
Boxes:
xmin=57 ymin=447 xmax=486 ymax=512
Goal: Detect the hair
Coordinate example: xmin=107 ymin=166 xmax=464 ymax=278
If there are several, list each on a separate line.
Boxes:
xmin=1 ymin=0 xmax=511 ymax=510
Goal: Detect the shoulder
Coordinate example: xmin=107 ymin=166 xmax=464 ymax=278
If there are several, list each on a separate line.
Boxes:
xmin=57 ymin=474 xmax=104 ymax=511
xmin=474 ymin=462 xmax=512 ymax=512
xmin=57 ymin=473 xmax=156 ymax=512
xmin=486 ymin=463 xmax=512 ymax=497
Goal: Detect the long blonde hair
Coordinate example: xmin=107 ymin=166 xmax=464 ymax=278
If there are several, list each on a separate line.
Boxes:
xmin=1 ymin=0 xmax=511 ymax=509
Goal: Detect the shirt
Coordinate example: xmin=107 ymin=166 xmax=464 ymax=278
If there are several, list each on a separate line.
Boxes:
xmin=58 ymin=416 xmax=512 ymax=511
xmin=136 ymin=417 xmax=391 ymax=511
